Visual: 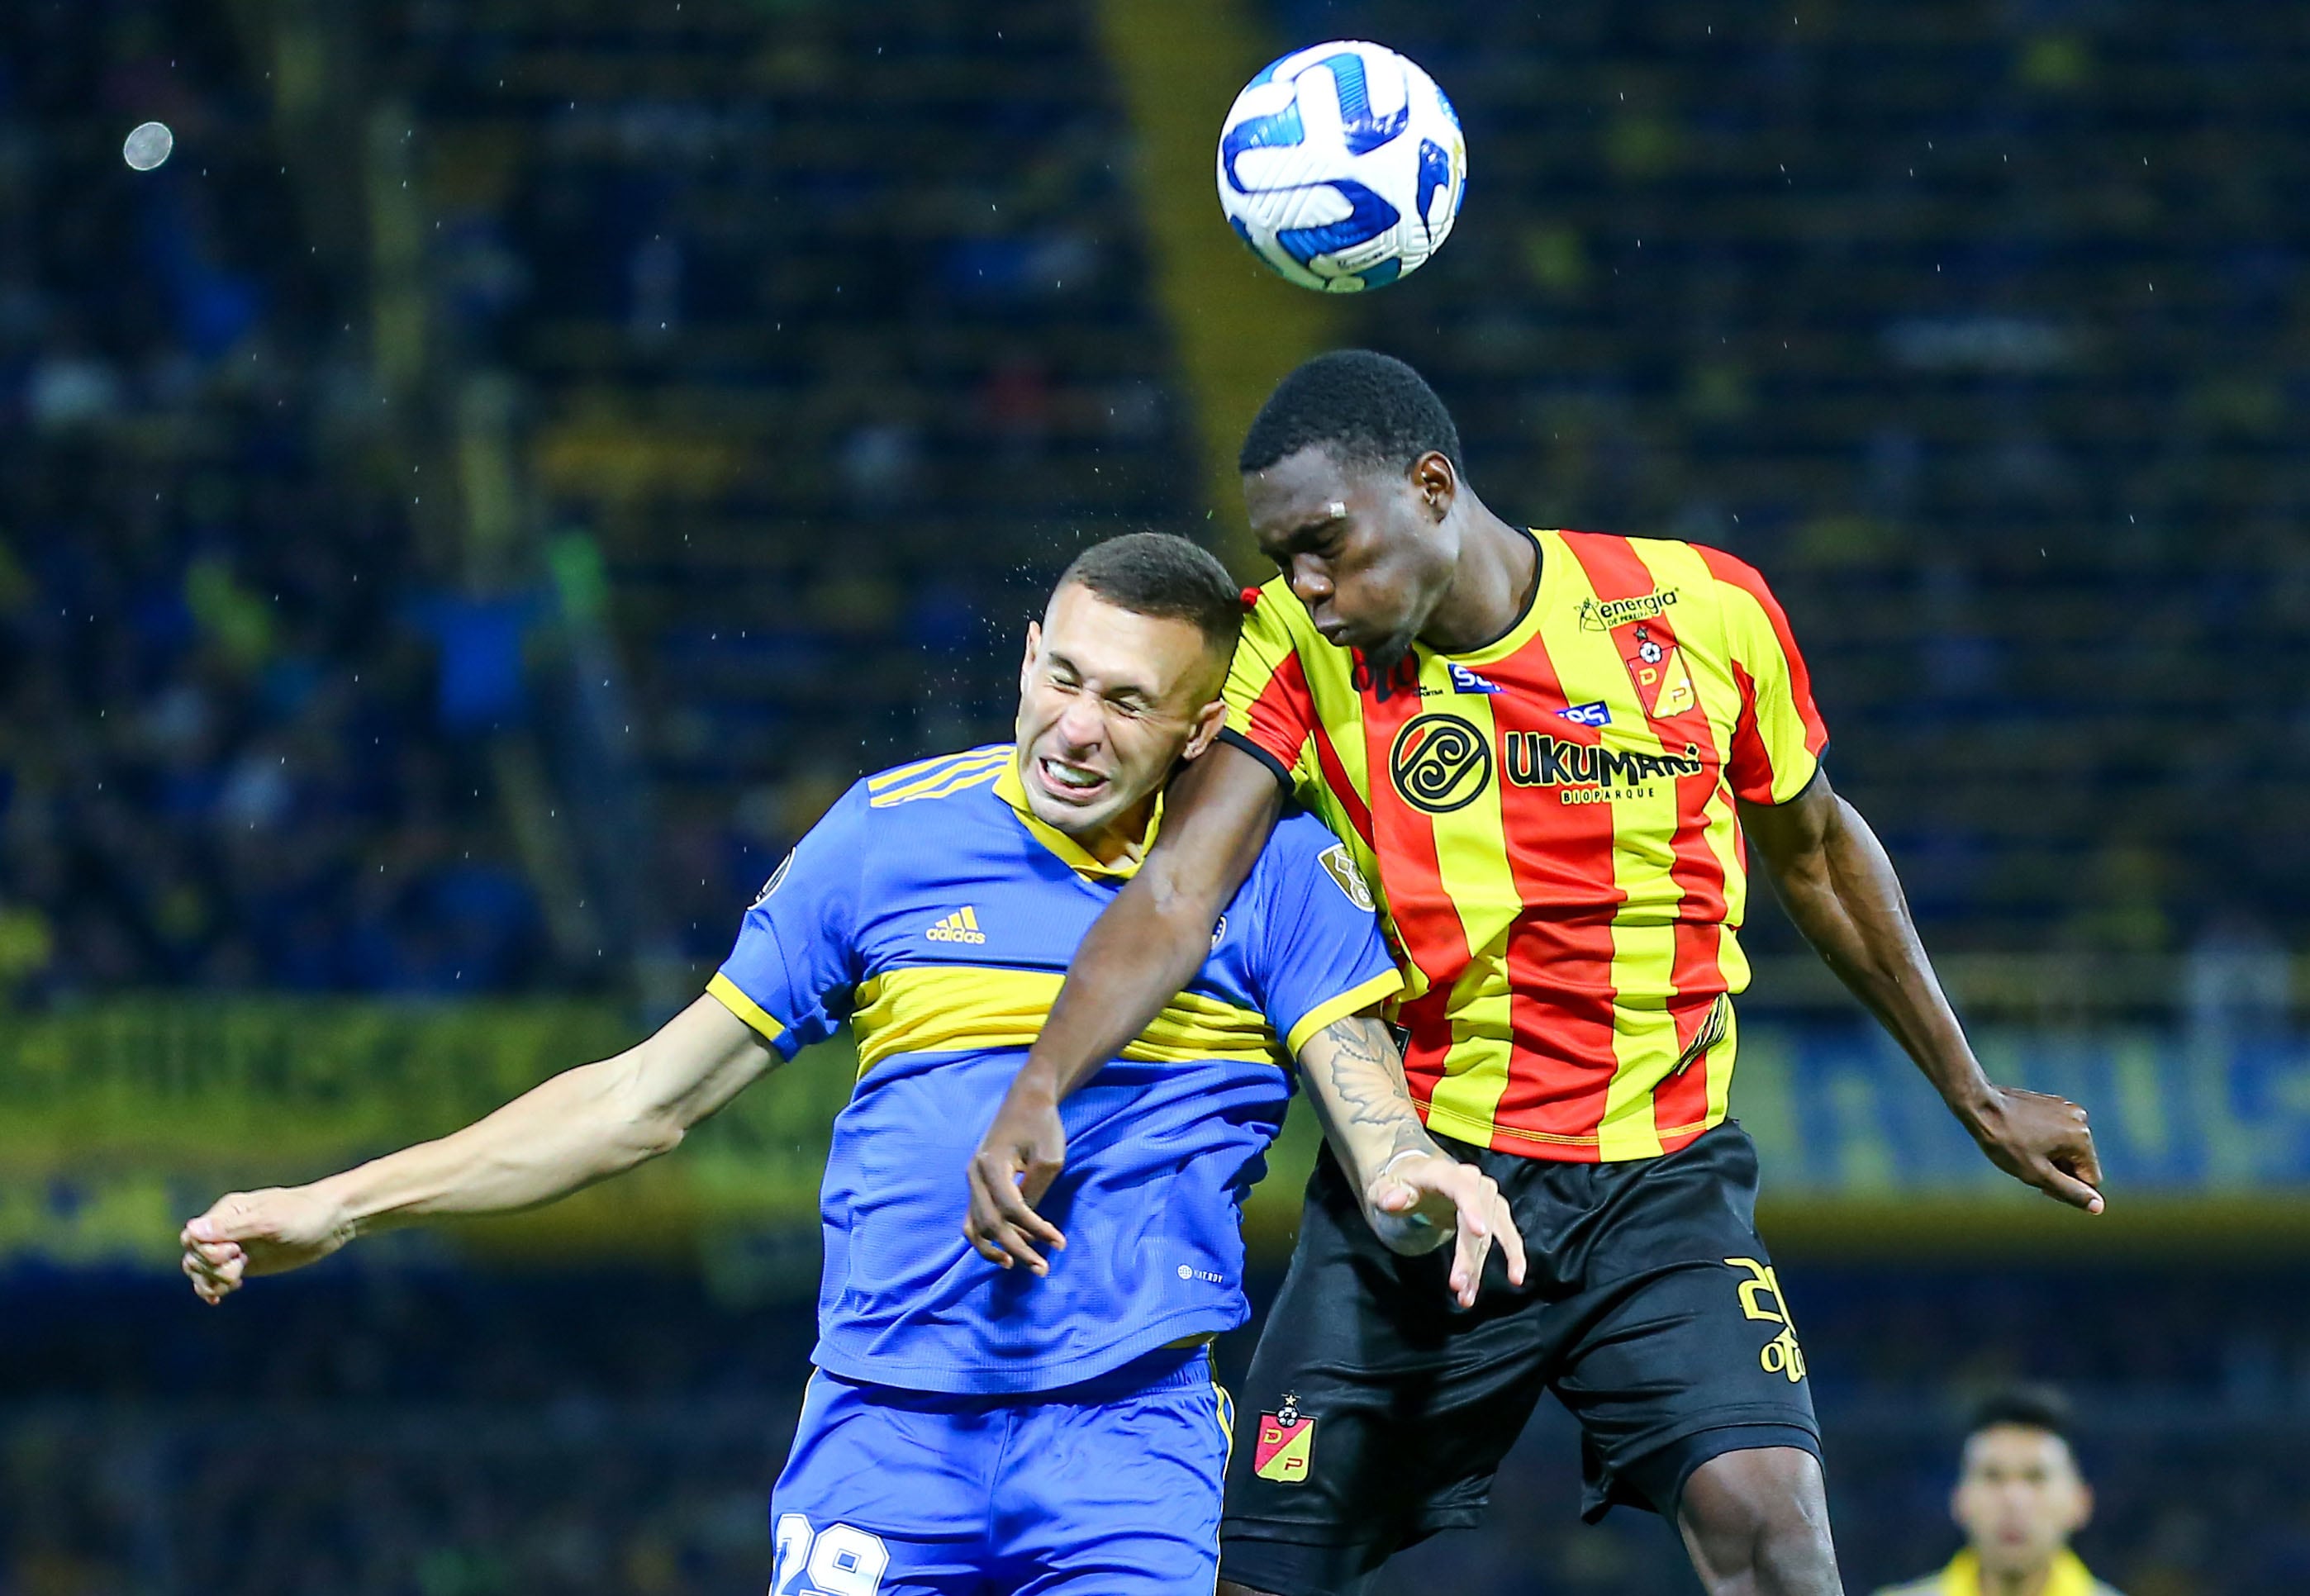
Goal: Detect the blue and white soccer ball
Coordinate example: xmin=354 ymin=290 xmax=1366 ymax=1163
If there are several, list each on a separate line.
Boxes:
xmin=1216 ymin=40 xmax=1466 ymax=292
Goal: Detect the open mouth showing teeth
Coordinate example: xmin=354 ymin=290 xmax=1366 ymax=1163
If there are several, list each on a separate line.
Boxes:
xmin=1039 ymin=758 xmax=1105 ymax=794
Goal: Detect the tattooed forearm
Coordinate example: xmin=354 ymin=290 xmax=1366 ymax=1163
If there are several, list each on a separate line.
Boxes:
xmin=1320 ymin=1017 xmax=1412 ymax=1123
xmin=1293 ymin=1005 xmax=1515 ymax=1265
xmin=1299 ymin=1010 xmax=1434 ymax=1177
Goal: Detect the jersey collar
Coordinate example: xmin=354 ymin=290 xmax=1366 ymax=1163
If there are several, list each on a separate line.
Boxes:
xmin=1940 ymin=1549 xmax=2098 ymax=1596
xmin=1433 ymin=528 xmax=1557 ymax=667
xmin=993 ymin=750 xmax=1164 ymax=881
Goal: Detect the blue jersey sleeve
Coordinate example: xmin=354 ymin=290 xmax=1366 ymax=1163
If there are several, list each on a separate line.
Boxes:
xmin=1244 ymin=817 xmax=1405 ymax=1057
xmin=708 ymin=782 xmax=868 ymax=1057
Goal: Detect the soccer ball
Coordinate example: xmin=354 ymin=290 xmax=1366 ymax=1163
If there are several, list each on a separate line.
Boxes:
xmin=1216 ymin=40 xmax=1466 ymax=292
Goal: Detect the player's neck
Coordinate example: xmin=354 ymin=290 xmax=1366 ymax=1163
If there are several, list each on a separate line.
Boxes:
xmin=1976 ymin=1556 xmax=2059 ymax=1596
xmin=1072 ymin=795 xmax=1157 ymax=870
xmin=1418 ymin=499 xmax=1538 ymax=656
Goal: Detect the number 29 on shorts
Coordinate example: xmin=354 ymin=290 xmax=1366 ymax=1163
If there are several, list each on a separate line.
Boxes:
xmin=772 ymin=1513 xmax=891 ymax=1596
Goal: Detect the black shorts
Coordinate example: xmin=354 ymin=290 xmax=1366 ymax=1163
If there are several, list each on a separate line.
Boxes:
xmin=1219 ymin=1121 xmax=1818 ymax=1596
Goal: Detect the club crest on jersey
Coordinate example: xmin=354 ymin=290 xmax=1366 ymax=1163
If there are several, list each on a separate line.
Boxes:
xmin=750 ymin=852 xmax=796 ymax=908
xmin=1316 ymin=843 xmax=1376 ymax=911
xmin=1622 ymin=625 xmax=1697 ymax=718
xmin=1253 ymin=1398 xmax=1317 ymax=1484
xmin=1447 ymin=662 xmax=1503 ymax=696
xmin=1388 ymin=713 xmax=1492 ymax=815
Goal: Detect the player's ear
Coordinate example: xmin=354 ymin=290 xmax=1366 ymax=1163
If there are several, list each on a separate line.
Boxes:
xmin=1020 ymin=621 xmax=1042 ymax=691
xmin=1411 ymin=450 xmax=1456 ymax=520
xmin=1182 ymin=694 xmax=1228 ymax=761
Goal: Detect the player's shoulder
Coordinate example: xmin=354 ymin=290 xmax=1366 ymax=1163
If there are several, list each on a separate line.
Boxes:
xmin=1238 ymin=576 xmax=1314 ymax=650
xmin=785 ymin=744 xmax=1008 ymax=862
xmin=1261 ymin=806 xmax=1348 ymax=861
xmin=1559 ymin=527 xmax=1771 ymax=596
xmin=1248 ymin=809 xmax=1376 ymax=911
xmin=1234 ymin=579 xmax=1360 ymax=706
xmin=859 ymin=743 xmax=1010 ymax=813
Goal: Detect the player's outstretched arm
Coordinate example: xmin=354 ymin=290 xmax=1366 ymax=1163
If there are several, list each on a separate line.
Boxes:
xmin=179 ymin=995 xmax=780 ymax=1303
xmin=966 ymin=739 xmax=1284 ymax=1272
xmin=1295 ymin=1008 xmax=1527 ymax=1308
xmin=1742 ymin=771 xmax=2105 ymax=1214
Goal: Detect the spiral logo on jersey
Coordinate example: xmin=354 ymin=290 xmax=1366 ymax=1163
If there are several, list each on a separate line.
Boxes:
xmin=1389 ymin=713 xmax=1492 ymax=814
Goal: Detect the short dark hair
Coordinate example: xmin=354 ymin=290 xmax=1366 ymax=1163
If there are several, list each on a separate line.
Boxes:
xmin=1966 ymin=1385 xmax=2075 ymax=1446
xmin=1056 ymin=532 xmax=1243 ymax=658
xmin=1238 ymin=349 xmax=1464 ymax=477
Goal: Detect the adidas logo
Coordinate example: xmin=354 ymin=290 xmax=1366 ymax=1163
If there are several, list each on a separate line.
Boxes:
xmin=925 ymin=906 xmax=987 ymax=944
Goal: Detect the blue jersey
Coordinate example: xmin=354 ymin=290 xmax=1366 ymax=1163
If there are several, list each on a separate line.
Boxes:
xmin=711 ymin=744 xmax=1401 ymax=1395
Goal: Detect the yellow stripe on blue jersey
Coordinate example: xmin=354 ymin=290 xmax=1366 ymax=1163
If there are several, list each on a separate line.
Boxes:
xmin=867 ymin=748 xmax=1008 ymax=807
xmin=1283 ymin=971 xmax=1408 ymax=1056
xmin=865 ymin=744 xmax=1007 ymax=794
xmin=706 ymin=971 xmax=786 ymax=1045
xmin=706 ymin=743 xmax=1401 ymax=1396
xmin=851 ymin=965 xmax=1284 ymax=1071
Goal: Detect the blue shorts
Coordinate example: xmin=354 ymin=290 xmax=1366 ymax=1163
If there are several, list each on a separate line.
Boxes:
xmin=769 ymin=1347 xmax=1233 ymax=1595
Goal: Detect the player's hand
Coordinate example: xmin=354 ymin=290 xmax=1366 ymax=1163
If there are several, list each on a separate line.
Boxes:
xmin=1365 ymin=1152 xmax=1528 ymax=1308
xmin=179 ymin=1186 xmax=354 ymax=1305
xmin=963 ymin=1081 xmax=1070 ymax=1274
xmin=1967 ymin=1085 xmax=2105 ymax=1214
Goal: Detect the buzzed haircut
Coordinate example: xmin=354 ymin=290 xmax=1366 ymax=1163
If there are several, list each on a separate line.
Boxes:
xmin=1238 ymin=349 xmax=1465 ymax=477
xmin=1966 ymin=1385 xmax=2075 ymax=1446
xmin=1056 ymin=531 xmax=1243 ymax=659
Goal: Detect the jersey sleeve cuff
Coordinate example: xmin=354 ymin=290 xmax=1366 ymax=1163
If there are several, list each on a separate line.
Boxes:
xmin=1284 ymin=970 xmax=1405 ymax=1057
xmin=1217 ymin=726 xmax=1295 ymax=793
xmin=707 ymin=971 xmax=789 ymax=1047
xmin=1768 ymin=746 xmax=1826 ymax=806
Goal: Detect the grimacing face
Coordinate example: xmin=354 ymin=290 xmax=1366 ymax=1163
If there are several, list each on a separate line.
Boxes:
xmin=1012 ymin=582 xmax=1229 ymax=857
xmin=1243 ymin=444 xmax=1461 ymax=666
xmin=1951 ymin=1424 xmax=2094 ymax=1579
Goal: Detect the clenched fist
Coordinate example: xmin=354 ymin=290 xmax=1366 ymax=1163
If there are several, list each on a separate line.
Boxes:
xmin=179 ymin=1186 xmax=354 ymax=1305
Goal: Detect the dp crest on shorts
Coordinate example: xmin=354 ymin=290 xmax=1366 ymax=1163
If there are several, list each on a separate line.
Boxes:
xmin=1252 ymin=1396 xmax=1317 ymax=1484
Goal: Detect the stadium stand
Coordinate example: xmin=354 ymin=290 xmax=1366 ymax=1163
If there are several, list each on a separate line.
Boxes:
xmin=1 ymin=0 xmax=1202 ymax=992
xmin=12 ymin=0 xmax=2302 ymax=988
xmin=1286 ymin=0 xmax=2310 ymax=963
xmin=372 ymin=0 xmax=1202 ymax=965
xmin=0 ymin=1 xmax=554 ymax=997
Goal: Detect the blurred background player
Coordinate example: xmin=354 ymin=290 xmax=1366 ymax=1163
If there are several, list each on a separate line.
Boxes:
xmin=181 ymin=534 xmax=1521 ymax=1595
xmin=1875 ymin=1388 xmax=2122 ymax=1596
xmin=968 ymin=351 xmax=2103 ymax=1596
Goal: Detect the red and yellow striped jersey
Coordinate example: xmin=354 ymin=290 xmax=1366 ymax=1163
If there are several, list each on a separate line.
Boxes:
xmin=1223 ymin=529 xmax=1828 ymax=1162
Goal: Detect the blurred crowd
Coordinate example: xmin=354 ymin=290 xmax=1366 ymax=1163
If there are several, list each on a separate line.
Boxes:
xmin=1309 ymin=0 xmax=2310 ymax=958
xmin=7 ymin=0 xmax=2306 ymax=997
xmin=379 ymin=0 xmax=1201 ymax=969
xmin=0 ymin=2 xmax=554 ymax=1000
xmin=8 ymin=1263 xmax=2310 ymax=1595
